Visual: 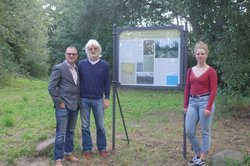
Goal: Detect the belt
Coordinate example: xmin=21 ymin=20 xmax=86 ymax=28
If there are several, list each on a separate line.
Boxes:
xmin=190 ymin=93 xmax=210 ymax=98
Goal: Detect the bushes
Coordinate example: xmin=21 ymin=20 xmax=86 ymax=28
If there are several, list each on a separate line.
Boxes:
xmin=213 ymin=27 xmax=250 ymax=97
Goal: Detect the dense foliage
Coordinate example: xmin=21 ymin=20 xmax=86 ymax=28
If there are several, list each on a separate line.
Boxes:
xmin=177 ymin=0 xmax=250 ymax=96
xmin=0 ymin=0 xmax=49 ymax=83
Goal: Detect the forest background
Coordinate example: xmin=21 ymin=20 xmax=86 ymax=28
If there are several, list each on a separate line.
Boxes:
xmin=1 ymin=0 xmax=250 ymax=101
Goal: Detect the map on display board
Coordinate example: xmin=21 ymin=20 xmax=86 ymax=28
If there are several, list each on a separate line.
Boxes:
xmin=116 ymin=26 xmax=185 ymax=88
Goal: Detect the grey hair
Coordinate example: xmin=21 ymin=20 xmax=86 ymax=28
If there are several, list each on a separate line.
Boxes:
xmin=84 ymin=39 xmax=102 ymax=57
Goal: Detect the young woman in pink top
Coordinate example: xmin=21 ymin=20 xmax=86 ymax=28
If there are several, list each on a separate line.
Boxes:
xmin=184 ymin=41 xmax=218 ymax=166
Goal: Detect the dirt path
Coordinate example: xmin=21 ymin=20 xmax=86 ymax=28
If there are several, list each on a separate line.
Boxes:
xmin=10 ymin=112 xmax=250 ymax=166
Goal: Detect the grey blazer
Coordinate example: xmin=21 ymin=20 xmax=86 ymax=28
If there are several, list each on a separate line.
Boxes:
xmin=48 ymin=61 xmax=80 ymax=110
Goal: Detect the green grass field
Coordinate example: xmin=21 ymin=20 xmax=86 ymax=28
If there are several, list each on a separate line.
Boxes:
xmin=1 ymin=78 xmax=249 ymax=166
xmin=0 ymin=78 xmax=55 ymax=163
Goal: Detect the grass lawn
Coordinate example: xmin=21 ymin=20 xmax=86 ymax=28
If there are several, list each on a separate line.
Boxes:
xmin=0 ymin=78 xmax=56 ymax=163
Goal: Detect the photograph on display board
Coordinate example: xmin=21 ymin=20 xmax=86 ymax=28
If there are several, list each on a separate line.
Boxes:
xmin=136 ymin=72 xmax=154 ymax=84
xmin=143 ymin=40 xmax=155 ymax=55
xmin=155 ymin=40 xmax=179 ymax=58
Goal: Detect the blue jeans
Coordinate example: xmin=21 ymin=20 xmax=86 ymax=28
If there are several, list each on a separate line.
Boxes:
xmin=54 ymin=108 xmax=79 ymax=161
xmin=80 ymin=98 xmax=107 ymax=152
xmin=185 ymin=95 xmax=214 ymax=154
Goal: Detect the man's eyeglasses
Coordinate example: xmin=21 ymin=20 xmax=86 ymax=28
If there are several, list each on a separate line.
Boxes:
xmin=66 ymin=53 xmax=77 ymax=56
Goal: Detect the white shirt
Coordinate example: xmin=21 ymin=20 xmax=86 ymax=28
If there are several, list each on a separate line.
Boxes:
xmin=65 ymin=61 xmax=78 ymax=85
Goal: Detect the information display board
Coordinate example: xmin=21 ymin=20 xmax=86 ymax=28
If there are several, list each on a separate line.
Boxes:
xmin=115 ymin=26 xmax=186 ymax=89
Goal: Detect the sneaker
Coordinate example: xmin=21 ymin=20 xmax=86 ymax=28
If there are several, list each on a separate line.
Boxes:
xmin=188 ymin=155 xmax=200 ymax=166
xmin=83 ymin=152 xmax=92 ymax=160
xmin=194 ymin=158 xmax=206 ymax=166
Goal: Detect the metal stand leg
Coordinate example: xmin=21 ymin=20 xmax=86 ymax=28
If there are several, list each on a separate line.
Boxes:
xmin=112 ymin=81 xmax=130 ymax=151
xmin=115 ymin=87 xmax=130 ymax=144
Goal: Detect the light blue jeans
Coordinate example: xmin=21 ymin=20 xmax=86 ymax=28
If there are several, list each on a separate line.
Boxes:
xmin=185 ymin=95 xmax=214 ymax=154
xmin=54 ymin=108 xmax=79 ymax=161
xmin=80 ymin=98 xmax=107 ymax=152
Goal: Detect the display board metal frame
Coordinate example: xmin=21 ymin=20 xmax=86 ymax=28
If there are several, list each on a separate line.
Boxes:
xmin=114 ymin=25 xmax=187 ymax=89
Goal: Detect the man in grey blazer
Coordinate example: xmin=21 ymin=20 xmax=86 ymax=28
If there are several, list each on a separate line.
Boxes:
xmin=48 ymin=46 xmax=80 ymax=166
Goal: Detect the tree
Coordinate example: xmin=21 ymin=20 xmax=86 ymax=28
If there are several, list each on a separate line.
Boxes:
xmin=44 ymin=0 xmax=86 ymax=73
xmin=0 ymin=0 xmax=49 ymax=82
xmin=214 ymin=1 xmax=250 ymax=95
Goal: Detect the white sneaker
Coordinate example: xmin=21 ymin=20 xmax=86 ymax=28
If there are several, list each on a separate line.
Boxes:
xmin=188 ymin=155 xmax=200 ymax=166
xmin=194 ymin=158 xmax=206 ymax=166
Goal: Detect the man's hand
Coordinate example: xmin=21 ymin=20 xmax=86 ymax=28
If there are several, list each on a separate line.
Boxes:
xmin=59 ymin=102 xmax=65 ymax=109
xmin=104 ymin=99 xmax=109 ymax=109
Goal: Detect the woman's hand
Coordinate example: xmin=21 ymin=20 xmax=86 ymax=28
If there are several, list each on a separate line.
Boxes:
xmin=204 ymin=109 xmax=211 ymax=116
xmin=184 ymin=108 xmax=187 ymax=113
